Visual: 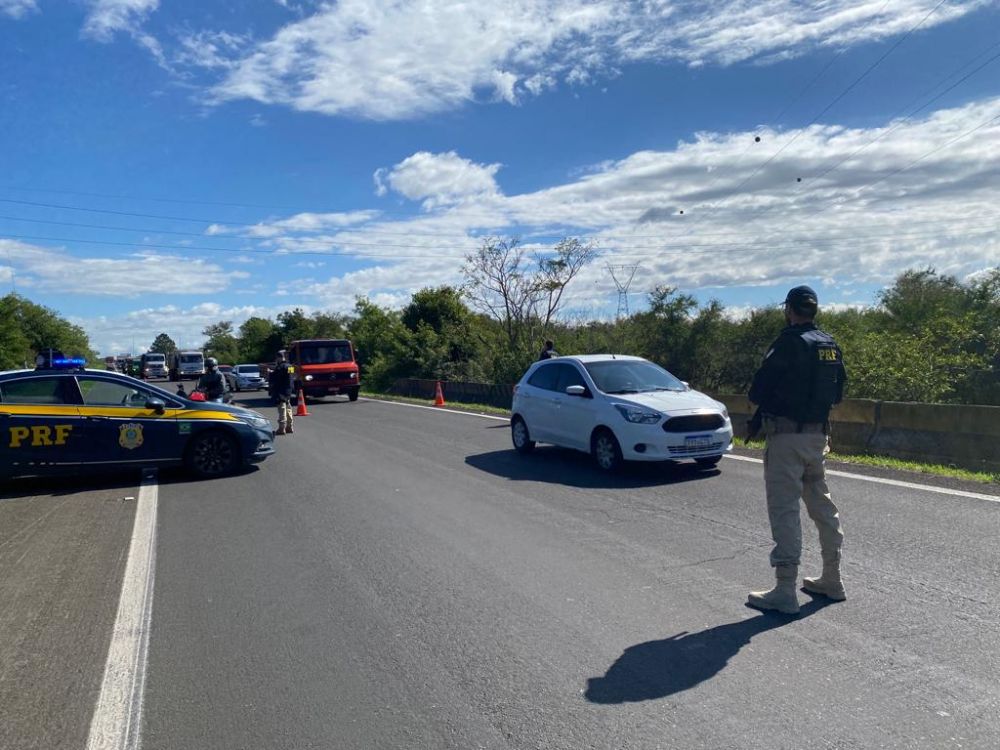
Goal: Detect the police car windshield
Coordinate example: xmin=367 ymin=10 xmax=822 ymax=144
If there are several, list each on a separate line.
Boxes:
xmin=584 ymin=360 xmax=686 ymax=394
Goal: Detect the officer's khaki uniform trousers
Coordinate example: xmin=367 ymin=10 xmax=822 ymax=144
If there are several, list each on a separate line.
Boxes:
xmin=278 ymin=398 xmax=294 ymax=431
xmin=763 ymin=419 xmax=844 ymax=567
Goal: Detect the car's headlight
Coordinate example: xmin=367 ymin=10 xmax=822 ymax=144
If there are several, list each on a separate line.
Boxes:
xmin=239 ymin=414 xmax=272 ymax=430
xmin=615 ymin=404 xmax=661 ymax=424
xmin=349 ymin=372 xmax=357 ymax=379
xmin=721 ymin=408 xmax=729 ymax=420
xmin=305 ymin=374 xmax=314 ymax=381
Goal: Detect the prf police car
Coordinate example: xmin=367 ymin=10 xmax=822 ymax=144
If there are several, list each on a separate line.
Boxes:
xmin=0 ymin=356 xmax=275 ymax=480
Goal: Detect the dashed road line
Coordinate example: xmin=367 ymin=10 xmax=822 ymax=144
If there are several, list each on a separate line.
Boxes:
xmin=86 ymin=470 xmax=158 ymax=750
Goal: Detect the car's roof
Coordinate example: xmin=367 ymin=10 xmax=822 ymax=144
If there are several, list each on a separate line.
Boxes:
xmin=541 ymin=354 xmax=648 ymax=364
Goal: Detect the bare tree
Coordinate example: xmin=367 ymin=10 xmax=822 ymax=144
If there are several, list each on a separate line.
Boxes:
xmin=462 ymin=236 xmax=597 ymax=352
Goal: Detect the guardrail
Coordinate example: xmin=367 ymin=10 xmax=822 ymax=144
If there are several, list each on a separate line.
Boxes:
xmin=390 ymin=379 xmax=1000 ymax=472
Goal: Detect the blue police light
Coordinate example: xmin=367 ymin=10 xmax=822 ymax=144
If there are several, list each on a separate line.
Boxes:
xmin=52 ymin=357 xmax=87 ymax=369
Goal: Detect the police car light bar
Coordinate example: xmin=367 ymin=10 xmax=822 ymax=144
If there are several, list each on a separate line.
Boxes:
xmin=52 ymin=358 xmax=87 ymax=368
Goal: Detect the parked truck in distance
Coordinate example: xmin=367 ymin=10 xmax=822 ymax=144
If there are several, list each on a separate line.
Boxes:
xmin=140 ymin=352 xmax=168 ymax=379
xmin=169 ymin=350 xmax=206 ymax=381
xmin=286 ymin=339 xmax=360 ymax=401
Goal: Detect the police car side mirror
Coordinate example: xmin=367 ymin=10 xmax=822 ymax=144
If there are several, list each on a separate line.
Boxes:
xmin=145 ymin=399 xmax=166 ymax=415
xmin=565 ymin=385 xmax=590 ymax=398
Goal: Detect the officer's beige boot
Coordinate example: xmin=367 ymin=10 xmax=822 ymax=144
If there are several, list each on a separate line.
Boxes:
xmin=803 ymin=553 xmax=846 ymax=601
xmin=747 ymin=565 xmax=800 ymax=614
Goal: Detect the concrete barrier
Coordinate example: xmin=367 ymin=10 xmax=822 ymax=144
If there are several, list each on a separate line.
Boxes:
xmin=714 ymin=393 xmax=1000 ymax=473
xmin=391 ymin=379 xmax=1000 ymax=472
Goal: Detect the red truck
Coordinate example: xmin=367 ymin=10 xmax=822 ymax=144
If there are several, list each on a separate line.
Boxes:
xmin=286 ymin=338 xmax=361 ymax=401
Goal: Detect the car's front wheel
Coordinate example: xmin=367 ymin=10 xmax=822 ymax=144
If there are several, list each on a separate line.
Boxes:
xmin=348 ymin=387 xmax=360 ymax=402
xmin=591 ymin=428 xmax=623 ymax=472
xmin=185 ymin=431 xmax=240 ymax=478
xmin=511 ymin=416 xmax=535 ymax=454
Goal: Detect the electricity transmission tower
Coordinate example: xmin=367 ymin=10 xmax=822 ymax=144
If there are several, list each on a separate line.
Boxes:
xmin=607 ymin=264 xmax=639 ymax=318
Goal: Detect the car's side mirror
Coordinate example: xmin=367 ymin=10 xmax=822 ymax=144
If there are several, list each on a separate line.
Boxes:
xmin=145 ymin=399 xmax=166 ymax=415
xmin=681 ymin=381 xmax=690 ymax=389
xmin=565 ymin=385 xmax=589 ymax=397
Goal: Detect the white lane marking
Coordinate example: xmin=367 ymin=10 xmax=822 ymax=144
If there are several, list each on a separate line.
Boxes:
xmin=365 ymin=397 xmax=1000 ymax=504
xmin=359 ymin=397 xmax=510 ymax=421
xmin=86 ymin=471 xmax=158 ymax=750
xmin=725 ymin=454 xmax=1000 ymax=503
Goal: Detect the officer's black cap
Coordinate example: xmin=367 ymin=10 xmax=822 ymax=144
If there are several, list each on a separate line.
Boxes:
xmin=784 ymin=285 xmax=818 ymax=311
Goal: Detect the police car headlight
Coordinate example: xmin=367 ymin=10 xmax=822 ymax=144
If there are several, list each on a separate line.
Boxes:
xmin=305 ymin=374 xmax=314 ymax=381
xmin=239 ymin=414 xmax=271 ymax=430
xmin=615 ymin=405 xmax=661 ymax=424
xmin=721 ymin=408 xmax=729 ymax=420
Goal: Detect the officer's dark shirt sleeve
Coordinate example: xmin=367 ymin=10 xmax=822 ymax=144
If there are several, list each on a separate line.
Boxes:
xmin=748 ymin=332 xmax=797 ymax=407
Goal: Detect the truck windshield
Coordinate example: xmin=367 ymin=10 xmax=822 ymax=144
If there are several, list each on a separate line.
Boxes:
xmin=181 ymin=354 xmax=202 ymax=363
xmin=146 ymin=354 xmax=165 ymax=362
xmin=298 ymin=344 xmax=352 ymax=365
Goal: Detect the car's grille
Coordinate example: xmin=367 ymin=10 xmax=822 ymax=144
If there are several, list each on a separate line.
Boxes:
xmin=668 ymin=441 xmax=725 ymax=456
xmin=663 ymin=414 xmax=725 ymax=433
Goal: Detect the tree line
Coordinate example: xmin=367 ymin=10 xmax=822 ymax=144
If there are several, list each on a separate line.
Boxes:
xmin=181 ymin=264 xmax=997 ymax=406
xmin=2 ymin=253 xmax=997 ymax=405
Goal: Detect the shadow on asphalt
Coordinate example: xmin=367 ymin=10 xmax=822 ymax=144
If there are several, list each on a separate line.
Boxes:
xmin=0 ymin=464 xmax=261 ymax=500
xmin=584 ymin=596 xmax=836 ymax=703
xmin=229 ymin=394 xmax=355 ymax=411
xmin=465 ymin=447 xmax=719 ymax=489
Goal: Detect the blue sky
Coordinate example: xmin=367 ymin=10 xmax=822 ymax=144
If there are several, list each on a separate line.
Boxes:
xmin=1 ymin=0 xmax=998 ymax=355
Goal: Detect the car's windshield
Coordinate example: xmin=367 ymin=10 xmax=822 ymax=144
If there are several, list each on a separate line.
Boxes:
xmin=298 ymin=343 xmax=352 ymax=365
xmin=584 ymin=360 xmax=686 ymax=394
xmin=237 ymin=366 xmax=260 ymax=375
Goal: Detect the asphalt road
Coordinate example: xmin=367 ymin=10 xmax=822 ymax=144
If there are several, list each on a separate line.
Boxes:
xmin=3 ymin=396 xmax=999 ymax=749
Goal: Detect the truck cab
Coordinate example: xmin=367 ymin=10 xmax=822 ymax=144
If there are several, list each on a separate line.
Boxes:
xmin=286 ymin=339 xmax=360 ymax=401
xmin=169 ymin=350 xmax=206 ymax=381
xmin=140 ymin=352 xmax=167 ymax=379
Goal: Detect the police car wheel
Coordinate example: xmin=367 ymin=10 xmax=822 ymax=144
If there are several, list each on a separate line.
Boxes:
xmin=511 ymin=416 xmax=535 ymax=454
xmin=592 ymin=429 xmax=623 ymax=472
xmin=186 ymin=431 xmax=240 ymax=478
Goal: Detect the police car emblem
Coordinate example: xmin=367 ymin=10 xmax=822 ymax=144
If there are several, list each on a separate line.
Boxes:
xmin=119 ymin=423 xmax=144 ymax=450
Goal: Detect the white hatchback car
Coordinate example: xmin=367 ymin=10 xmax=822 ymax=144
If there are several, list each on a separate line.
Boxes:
xmin=511 ymin=354 xmax=733 ymax=471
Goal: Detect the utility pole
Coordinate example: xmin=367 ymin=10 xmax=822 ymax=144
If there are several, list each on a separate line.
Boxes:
xmin=607 ymin=264 xmax=639 ymax=319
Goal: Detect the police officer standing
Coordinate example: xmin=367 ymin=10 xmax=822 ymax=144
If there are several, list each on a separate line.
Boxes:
xmin=196 ymin=357 xmax=227 ymax=403
xmin=538 ymin=340 xmax=558 ymax=361
xmin=268 ymin=350 xmax=294 ymax=435
xmin=746 ymin=285 xmax=848 ymax=615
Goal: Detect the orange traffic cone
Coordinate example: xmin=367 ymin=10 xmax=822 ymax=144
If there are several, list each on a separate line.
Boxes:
xmin=296 ymin=389 xmax=310 ymax=416
xmin=434 ymin=380 xmax=446 ymax=407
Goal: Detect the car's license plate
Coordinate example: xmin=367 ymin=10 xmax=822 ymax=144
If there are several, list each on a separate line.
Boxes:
xmin=685 ymin=435 xmax=712 ymax=450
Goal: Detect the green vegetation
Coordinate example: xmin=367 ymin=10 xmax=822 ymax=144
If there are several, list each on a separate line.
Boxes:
xmin=0 ymin=294 xmax=95 ymax=370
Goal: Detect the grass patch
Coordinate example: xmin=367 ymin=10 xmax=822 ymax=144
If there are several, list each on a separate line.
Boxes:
xmin=363 ymin=392 xmax=999 ymax=485
xmin=742 ymin=438 xmax=998 ymax=484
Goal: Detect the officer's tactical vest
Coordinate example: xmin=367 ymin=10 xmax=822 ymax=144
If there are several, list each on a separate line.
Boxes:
xmin=787 ymin=329 xmax=843 ymax=424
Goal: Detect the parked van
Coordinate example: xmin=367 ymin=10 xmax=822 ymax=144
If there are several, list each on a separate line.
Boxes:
xmin=169 ymin=350 xmax=206 ymax=381
xmin=140 ymin=352 xmax=168 ymax=379
xmin=286 ymin=339 xmax=360 ymax=401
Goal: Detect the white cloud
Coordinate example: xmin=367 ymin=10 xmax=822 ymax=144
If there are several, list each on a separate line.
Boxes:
xmin=75 ymin=302 xmax=312 ymax=355
xmin=208 ymin=96 xmax=1000 ymax=315
xmin=197 ymin=0 xmax=987 ymax=120
xmin=374 ymin=151 xmax=502 ymax=208
xmin=82 ymin=0 xmax=159 ymax=41
xmin=0 ymin=0 xmax=38 ymax=20
xmin=0 ymin=240 xmax=248 ymax=297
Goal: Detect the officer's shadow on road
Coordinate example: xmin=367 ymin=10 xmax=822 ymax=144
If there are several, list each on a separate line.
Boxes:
xmin=465 ymin=447 xmax=719 ymax=489
xmin=584 ymin=598 xmax=834 ymax=703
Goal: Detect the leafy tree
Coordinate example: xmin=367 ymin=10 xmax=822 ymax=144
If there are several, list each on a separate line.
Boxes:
xmin=0 ymin=293 xmax=95 ymax=369
xmin=149 ymin=333 xmax=176 ymax=355
xmin=277 ymin=308 xmax=314 ymax=343
xmin=239 ymin=317 xmax=283 ymax=363
xmin=202 ymin=321 xmax=240 ymax=364
xmin=348 ymin=297 xmax=412 ymax=390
